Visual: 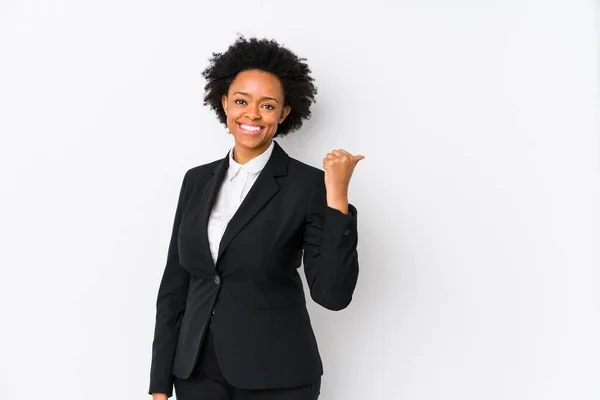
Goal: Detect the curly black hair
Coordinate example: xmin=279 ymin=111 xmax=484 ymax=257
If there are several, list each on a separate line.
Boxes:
xmin=201 ymin=36 xmax=318 ymax=137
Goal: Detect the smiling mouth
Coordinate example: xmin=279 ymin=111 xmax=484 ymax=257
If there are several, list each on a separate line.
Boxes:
xmin=238 ymin=123 xmax=265 ymax=135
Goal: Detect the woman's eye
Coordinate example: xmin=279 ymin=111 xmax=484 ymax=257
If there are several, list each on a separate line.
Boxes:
xmin=262 ymin=104 xmax=275 ymax=110
xmin=234 ymin=99 xmax=246 ymax=105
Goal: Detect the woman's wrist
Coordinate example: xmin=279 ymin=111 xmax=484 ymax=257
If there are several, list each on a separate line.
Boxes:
xmin=326 ymin=194 xmax=349 ymax=215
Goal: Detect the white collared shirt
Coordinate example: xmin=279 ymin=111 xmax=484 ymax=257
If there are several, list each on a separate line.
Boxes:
xmin=207 ymin=140 xmax=275 ymax=264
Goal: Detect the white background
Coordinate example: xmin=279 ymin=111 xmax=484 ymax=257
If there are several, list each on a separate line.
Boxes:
xmin=1 ymin=1 xmax=598 ymax=399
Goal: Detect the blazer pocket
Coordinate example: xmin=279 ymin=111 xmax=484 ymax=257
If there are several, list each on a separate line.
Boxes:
xmin=252 ymin=298 xmax=305 ymax=309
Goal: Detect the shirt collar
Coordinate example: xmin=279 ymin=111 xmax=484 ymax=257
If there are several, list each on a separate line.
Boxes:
xmin=226 ymin=140 xmax=275 ymax=181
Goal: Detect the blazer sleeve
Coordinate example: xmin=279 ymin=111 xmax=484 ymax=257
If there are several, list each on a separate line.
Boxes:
xmin=302 ymin=180 xmax=360 ymax=311
xmin=149 ymin=171 xmax=191 ymax=397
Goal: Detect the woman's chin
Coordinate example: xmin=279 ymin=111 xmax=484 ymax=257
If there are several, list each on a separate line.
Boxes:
xmin=234 ymin=132 xmax=270 ymax=147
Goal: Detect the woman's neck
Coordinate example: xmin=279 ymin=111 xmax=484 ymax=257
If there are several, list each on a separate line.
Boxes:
xmin=232 ymin=141 xmax=271 ymax=165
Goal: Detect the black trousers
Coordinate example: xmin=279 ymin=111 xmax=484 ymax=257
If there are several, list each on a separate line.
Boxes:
xmin=174 ymin=322 xmax=321 ymax=400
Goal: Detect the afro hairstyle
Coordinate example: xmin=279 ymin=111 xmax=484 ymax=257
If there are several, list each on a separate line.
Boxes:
xmin=201 ymin=36 xmax=318 ymax=137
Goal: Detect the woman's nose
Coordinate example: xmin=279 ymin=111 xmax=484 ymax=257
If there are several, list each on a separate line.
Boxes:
xmin=245 ymin=104 xmax=261 ymax=120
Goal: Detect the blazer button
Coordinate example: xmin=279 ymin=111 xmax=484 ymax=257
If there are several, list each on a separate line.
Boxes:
xmin=214 ymin=275 xmax=221 ymax=285
xmin=344 ymin=229 xmax=351 ymax=236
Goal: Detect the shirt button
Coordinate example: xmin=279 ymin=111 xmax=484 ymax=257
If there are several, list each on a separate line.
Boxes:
xmin=214 ymin=275 xmax=221 ymax=285
xmin=344 ymin=229 xmax=351 ymax=236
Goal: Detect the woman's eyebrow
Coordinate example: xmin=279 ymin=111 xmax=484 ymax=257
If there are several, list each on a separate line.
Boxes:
xmin=233 ymin=92 xmax=279 ymax=103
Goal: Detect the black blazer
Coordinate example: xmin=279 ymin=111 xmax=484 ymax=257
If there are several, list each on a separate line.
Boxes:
xmin=149 ymin=140 xmax=360 ymax=397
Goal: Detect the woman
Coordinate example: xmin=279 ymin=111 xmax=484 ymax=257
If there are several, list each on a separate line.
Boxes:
xmin=149 ymin=36 xmax=363 ymax=400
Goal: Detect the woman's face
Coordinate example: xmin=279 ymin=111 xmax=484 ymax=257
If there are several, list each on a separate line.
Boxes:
xmin=221 ymin=69 xmax=291 ymax=160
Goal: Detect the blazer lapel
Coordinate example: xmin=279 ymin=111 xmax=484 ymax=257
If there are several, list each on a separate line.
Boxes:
xmin=196 ymin=153 xmax=229 ymax=270
xmin=217 ymin=140 xmax=289 ymax=263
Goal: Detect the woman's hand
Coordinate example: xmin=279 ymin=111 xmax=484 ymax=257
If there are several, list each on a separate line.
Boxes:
xmin=152 ymin=393 xmax=168 ymax=400
xmin=322 ymin=149 xmax=364 ymax=214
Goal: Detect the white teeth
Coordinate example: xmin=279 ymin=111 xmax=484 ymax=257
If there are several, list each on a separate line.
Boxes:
xmin=240 ymin=124 xmax=262 ymax=131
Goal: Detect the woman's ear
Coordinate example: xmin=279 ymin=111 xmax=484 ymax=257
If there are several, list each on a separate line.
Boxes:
xmin=279 ymin=105 xmax=291 ymax=123
xmin=221 ymin=95 xmax=228 ymax=116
